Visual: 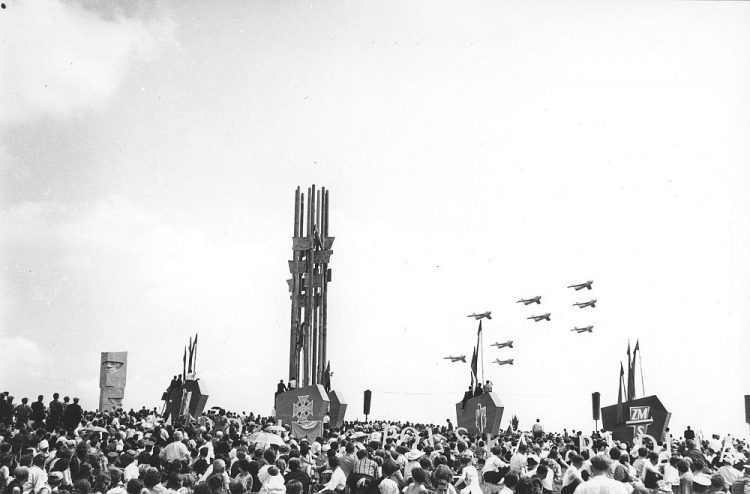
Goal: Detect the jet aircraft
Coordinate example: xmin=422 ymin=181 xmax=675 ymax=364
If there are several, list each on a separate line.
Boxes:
xmin=571 ymin=326 xmax=594 ymax=333
xmin=516 ymin=296 xmax=542 ymax=305
xmin=467 ymin=311 xmax=492 ymax=320
xmin=444 ymin=355 xmax=467 ymax=362
xmin=573 ymin=300 xmax=597 ymax=308
xmin=491 ymin=341 xmax=514 ymax=349
xmin=567 ymin=280 xmax=594 ymax=290
xmin=493 ymin=358 xmax=514 ymax=365
xmin=527 ymin=313 xmax=551 ymax=322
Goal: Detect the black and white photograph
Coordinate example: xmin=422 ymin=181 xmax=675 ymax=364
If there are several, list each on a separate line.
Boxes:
xmin=1 ymin=1 xmax=749 ymax=492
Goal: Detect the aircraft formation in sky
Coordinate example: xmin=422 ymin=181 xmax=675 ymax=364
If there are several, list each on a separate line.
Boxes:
xmin=445 ymin=280 xmax=596 ymax=376
xmin=520 ymin=280 xmax=597 ymax=330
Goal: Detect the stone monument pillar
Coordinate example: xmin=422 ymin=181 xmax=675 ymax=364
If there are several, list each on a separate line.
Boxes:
xmin=99 ymin=352 xmax=127 ymax=412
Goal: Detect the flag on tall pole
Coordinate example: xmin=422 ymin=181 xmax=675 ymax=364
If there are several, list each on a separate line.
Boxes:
xmin=192 ymin=333 xmax=198 ymax=374
xmin=187 ymin=336 xmax=194 ymax=373
xmin=617 ymin=362 xmax=625 ymax=424
xmin=626 ymin=341 xmax=635 ymax=401
xmin=182 ymin=346 xmax=187 ymax=382
xmin=476 ymin=320 xmax=483 ymax=384
xmin=635 ymin=338 xmax=645 ymax=396
xmin=470 ymin=346 xmax=478 ymax=388
xmin=633 ymin=339 xmax=640 ymax=395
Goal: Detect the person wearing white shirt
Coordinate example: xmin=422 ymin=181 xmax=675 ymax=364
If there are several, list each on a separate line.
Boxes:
xmin=320 ymin=457 xmax=346 ymax=494
xmin=574 ymin=456 xmax=629 ymax=494
xmin=640 ymin=452 xmax=661 ymax=489
xmin=561 ymin=455 xmax=585 ymax=494
xmin=455 ymin=456 xmax=482 ymax=494
xmin=122 ymin=454 xmax=140 ymax=483
xmin=482 ymin=447 xmax=508 ymax=484
xmin=509 ymin=443 xmax=528 ymax=476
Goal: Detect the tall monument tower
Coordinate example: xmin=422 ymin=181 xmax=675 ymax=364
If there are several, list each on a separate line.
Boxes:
xmin=276 ymin=185 xmax=346 ymax=430
xmin=287 ymin=185 xmax=334 ymax=387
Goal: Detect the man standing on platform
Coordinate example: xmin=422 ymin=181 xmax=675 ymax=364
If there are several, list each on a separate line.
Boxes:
xmin=532 ymin=419 xmax=544 ymax=440
xmin=461 ymin=386 xmax=473 ymax=409
xmin=277 ymin=380 xmax=287 ymax=395
xmin=48 ymin=394 xmax=63 ymax=431
xmin=63 ymin=397 xmax=82 ymax=431
xmin=30 ymin=396 xmax=45 ymax=429
xmin=684 ymin=427 xmax=695 ymax=441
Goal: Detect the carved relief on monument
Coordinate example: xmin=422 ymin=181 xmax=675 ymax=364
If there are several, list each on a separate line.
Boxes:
xmin=99 ymin=352 xmax=127 ymax=412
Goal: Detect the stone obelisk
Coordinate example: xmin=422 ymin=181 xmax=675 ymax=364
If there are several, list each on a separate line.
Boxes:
xmin=99 ymin=352 xmax=127 ymax=412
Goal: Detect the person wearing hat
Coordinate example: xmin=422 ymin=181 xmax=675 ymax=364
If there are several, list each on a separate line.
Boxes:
xmin=404 ymin=449 xmax=425 ymax=482
xmin=48 ymin=471 xmax=64 ymax=493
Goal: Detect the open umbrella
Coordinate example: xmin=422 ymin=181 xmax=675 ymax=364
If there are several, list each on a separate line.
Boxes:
xmin=81 ymin=425 xmax=108 ymax=433
xmin=247 ymin=431 xmax=285 ymax=448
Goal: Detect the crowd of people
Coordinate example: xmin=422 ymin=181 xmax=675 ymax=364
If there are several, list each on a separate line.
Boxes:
xmin=0 ymin=391 xmax=748 ymax=494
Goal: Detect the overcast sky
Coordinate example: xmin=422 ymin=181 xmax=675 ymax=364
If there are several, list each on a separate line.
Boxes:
xmin=1 ymin=0 xmax=749 ymax=438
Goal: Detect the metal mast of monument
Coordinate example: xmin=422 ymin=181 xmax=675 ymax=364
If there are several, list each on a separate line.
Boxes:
xmin=287 ymin=185 xmax=334 ymax=387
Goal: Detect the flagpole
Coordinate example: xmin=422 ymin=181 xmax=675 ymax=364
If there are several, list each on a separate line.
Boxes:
xmin=480 ymin=321 xmax=485 ymax=386
xmin=638 ymin=346 xmax=645 ymax=397
xmin=194 ymin=334 xmax=198 ymax=376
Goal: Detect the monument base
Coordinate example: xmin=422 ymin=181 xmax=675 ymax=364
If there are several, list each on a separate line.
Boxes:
xmin=601 ymin=395 xmax=671 ymax=444
xmin=163 ymin=379 xmax=209 ymax=420
xmin=275 ymin=385 xmax=330 ymax=423
xmin=328 ymin=390 xmax=347 ymax=428
xmin=455 ymin=392 xmax=504 ymax=436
